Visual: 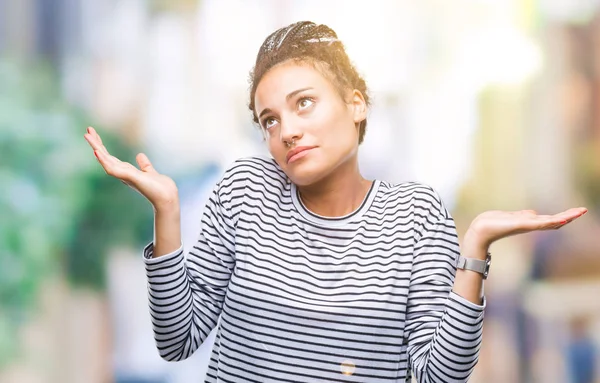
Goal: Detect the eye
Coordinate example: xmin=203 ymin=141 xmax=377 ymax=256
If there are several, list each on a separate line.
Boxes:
xmin=297 ymin=97 xmax=315 ymax=110
xmin=262 ymin=117 xmax=278 ymax=130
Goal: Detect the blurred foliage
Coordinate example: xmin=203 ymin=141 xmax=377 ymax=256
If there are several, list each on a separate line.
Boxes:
xmin=574 ymin=139 xmax=600 ymax=213
xmin=65 ymin=135 xmax=153 ymax=289
xmin=0 ymin=58 xmax=152 ymax=367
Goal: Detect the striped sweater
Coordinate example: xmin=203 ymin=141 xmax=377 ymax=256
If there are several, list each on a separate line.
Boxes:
xmin=143 ymin=156 xmax=485 ymax=382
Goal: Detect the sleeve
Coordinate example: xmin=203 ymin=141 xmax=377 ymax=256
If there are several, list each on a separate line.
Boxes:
xmin=405 ymin=186 xmax=485 ymax=382
xmin=141 ymin=163 xmax=242 ymax=362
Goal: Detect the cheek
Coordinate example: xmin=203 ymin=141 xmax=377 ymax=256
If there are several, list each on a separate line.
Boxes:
xmin=266 ymin=132 xmax=286 ymax=160
xmin=266 ymin=134 xmax=278 ymax=151
xmin=317 ymin=112 xmax=358 ymax=147
xmin=321 ymin=122 xmax=360 ymax=164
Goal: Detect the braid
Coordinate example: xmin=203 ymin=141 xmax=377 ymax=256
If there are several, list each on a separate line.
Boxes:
xmin=248 ymin=21 xmax=370 ymax=144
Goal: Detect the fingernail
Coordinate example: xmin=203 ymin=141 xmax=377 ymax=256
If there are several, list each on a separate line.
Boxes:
xmin=561 ymin=220 xmax=567 ymax=224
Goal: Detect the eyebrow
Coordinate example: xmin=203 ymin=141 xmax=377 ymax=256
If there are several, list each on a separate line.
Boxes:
xmin=258 ymin=87 xmax=314 ymax=120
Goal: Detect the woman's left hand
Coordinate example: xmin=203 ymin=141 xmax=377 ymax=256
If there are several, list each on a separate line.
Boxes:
xmin=465 ymin=207 xmax=588 ymax=251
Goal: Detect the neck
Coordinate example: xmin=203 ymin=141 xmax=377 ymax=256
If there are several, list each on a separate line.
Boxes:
xmin=296 ymin=159 xmax=372 ymax=218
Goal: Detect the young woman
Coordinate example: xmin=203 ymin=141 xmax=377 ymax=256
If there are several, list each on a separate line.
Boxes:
xmin=84 ymin=21 xmax=587 ymax=383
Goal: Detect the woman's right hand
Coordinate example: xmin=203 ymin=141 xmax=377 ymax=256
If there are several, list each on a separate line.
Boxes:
xmin=84 ymin=126 xmax=179 ymax=211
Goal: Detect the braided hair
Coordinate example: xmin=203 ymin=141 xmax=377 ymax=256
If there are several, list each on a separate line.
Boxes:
xmin=248 ymin=21 xmax=370 ymax=144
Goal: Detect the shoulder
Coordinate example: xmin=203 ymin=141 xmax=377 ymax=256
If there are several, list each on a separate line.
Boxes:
xmin=216 ymin=155 xmax=288 ymax=201
xmin=376 ymin=181 xmax=450 ymax=241
xmin=207 ymin=156 xmax=286 ymax=221
xmin=379 ymin=181 xmax=454 ymax=246
xmin=219 ymin=155 xmax=286 ymax=187
xmin=377 ymin=181 xmax=446 ymax=218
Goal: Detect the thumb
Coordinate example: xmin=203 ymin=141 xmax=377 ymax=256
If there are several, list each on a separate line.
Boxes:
xmin=136 ymin=153 xmax=156 ymax=172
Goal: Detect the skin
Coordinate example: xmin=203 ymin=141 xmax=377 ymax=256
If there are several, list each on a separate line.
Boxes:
xmin=84 ymin=60 xmax=588 ymax=305
xmin=253 ymin=61 xmax=371 ymax=218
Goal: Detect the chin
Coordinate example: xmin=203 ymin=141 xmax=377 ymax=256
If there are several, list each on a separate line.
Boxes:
xmin=283 ymin=160 xmax=331 ymax=187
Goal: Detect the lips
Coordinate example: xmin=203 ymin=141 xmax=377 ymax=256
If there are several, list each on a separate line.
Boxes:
xmin=286 ymin=146 xmax=317 ymax=164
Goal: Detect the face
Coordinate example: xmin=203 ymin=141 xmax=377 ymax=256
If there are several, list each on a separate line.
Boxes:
xmin=254 ymin=61 xmax=367 ymax=186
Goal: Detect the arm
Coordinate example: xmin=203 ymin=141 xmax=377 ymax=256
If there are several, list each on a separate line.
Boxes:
xmin=143 ymin=174 xmax=239 ymax=362
xmin=152 ymin=200 xmax=182 ymax=259
xmin=452 ymin=204 xmax=589 ymax=307
xmin=405 ymin=187 xmax=587 ymax=382
xmin=451 ymin=235 xmax=486 ymax=305
xmin=406 ymin=189 xmax=484 ymax=382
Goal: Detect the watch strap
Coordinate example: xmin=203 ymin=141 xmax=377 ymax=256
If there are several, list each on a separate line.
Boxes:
xmin=457 ymin=253 xmax=491 ymax=279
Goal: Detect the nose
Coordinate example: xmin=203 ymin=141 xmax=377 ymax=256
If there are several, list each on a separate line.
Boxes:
xmin=280 ymin=115 xmax=304 ymax=147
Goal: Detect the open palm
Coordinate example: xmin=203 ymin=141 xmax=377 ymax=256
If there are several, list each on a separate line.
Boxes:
xmin=83 ymin=127 xmax=179 ymax=209
xmin=468 ymin=207 xmax=588 ymax=248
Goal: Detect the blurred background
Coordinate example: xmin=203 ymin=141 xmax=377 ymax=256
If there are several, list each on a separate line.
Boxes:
xmin=1 ymin=0 xmax=600 ymax=382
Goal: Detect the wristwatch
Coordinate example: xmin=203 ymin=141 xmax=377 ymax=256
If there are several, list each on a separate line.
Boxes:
xmin=456 ymin=252 xmax=491 ymax=279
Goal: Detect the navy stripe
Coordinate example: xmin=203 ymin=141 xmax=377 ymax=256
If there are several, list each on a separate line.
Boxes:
xmin=143 ymin=156 xmax=485 ymax=382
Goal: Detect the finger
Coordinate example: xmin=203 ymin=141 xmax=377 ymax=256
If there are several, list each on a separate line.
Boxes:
xmin=88 ymin=126 xmax=99 ymax=141
xmin=136 ymin=153 xmax=156 ymax=173
xmin=86 ymin=127 xmax=110 ymax=155
xmin=560 ymin=212 xmax=586 ymax=226
xmin=538 ymin=217 xmax=571 ymax=229
xmin=541 ymin=210 xmax=587 ymax=230
xmin=93 ymin=150 xmax=116 ymax=177
xmin=91 ymin=127 xmax=106 ymax=148
xmin=96 ymin=149 xmax=122 ymax=167
xmin=558 ymin=207 xmax=587 ymax=216
xmin=87 ymin=126 xmax=102 ymax=143
xmin=550 ymin=208 xmax=587 ymax=223
xmin=93 ymin=149 xmax=114 ymax=171
xmin=84 ymin=133 xmax=108 ymax=156
xmin=94 ymin=150 xmax=136 ymax=181
xmin=86 ymin=137 xmax=121 ymax=167
xmin=84 ymin=133 xmax=101 ymax=151
xmin=533 ymin=207 xmax=586 ymax=223
xmin=576 ymin=208 xmax=588 ymax=217
xmin=530 ymin=216 xmax=570 ymax=231
xmin=538 ymin=217 xmax=571 ymax=230
xmin=547 ymin=220 xmax=573 ymax=231
xmin=86 ymin=127 xmax=99 ymax=145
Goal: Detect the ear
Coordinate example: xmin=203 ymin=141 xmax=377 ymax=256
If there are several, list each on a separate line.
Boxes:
xmin=350 ymin=89 xmax=367 ymax=125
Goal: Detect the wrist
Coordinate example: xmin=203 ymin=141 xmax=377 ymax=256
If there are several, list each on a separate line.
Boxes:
xmin=462 ymin=228 xmax=490 ymax=260
xmin=153 ymin=196 xmax=180 ymax=214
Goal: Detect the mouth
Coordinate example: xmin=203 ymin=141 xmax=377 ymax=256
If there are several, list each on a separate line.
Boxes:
xmin=286 ymin=146 xmax=317 ymax=164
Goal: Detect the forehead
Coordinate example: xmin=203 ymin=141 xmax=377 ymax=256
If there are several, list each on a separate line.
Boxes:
xmin=254 ymin=62 xmax=336 ymax=110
